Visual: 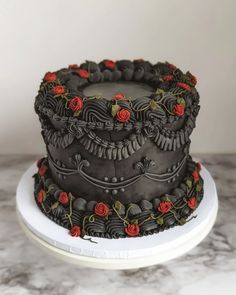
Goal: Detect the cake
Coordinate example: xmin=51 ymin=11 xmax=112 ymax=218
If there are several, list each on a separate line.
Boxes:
xmin=34 ymin=59 xmax=203 ymax=239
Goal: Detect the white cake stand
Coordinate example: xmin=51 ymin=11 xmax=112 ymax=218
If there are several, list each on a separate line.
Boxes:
xmin=16 ymin=163 xmax=218 ymax=270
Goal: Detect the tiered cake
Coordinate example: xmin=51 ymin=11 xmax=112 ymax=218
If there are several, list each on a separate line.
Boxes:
xmin=34 ymin=59 xmax=203 ymax=239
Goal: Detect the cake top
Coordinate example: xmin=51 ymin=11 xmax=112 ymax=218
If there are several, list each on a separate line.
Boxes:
xmin=35 ymin=59 xmax=199 ymax=129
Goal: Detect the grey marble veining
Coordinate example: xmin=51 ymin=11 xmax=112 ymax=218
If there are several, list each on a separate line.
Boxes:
xmin=0 ymin=154 xmax=235 ymax=295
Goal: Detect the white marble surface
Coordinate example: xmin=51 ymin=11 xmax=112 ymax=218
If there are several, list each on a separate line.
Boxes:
xmin=0 ymin=154 xmax=236 ymax=294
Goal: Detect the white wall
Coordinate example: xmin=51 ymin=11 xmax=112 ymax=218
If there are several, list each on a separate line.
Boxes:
xmin=0 ymin=0 xmax=235 ymax=154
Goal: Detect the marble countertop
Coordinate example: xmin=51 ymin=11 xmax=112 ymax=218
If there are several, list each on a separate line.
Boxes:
xmin=0 ymin=154 xmax=235 ymax=295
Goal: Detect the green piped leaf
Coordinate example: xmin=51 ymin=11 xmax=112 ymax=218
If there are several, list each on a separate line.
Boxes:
xmin=156 ymin=217 xmax=164 ymax=225
xmin=111 ymin=104 xmax=121 ymax=117
xmin=149 ymin=99 xmax=158 ymax=110
xmin=177 ymin=98 xmax=186 ymax=107
xmin=179 ymin=217 xmax=186 ymax=225
xmin=73 ymin=110 xmax=81 ymax=117
xmin=51 ymin=201 xmax=59 ymax=210
xmin=186 ymin=179 xmax=192 ymax=189
xmin=196 ymin=184 xmax=202 ymax=192
xmin=114 ymin=200 xmax=122 ymax=210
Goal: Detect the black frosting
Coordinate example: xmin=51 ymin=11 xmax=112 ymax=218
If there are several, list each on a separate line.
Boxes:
xmin=34 ymin=59 xmax=203 ymax=239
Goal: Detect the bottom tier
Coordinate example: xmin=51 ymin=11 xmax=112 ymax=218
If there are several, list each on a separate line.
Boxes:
xmin=33 ymin=156 xmax=204 ymax=239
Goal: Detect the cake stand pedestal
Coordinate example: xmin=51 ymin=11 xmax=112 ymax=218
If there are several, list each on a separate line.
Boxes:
xmin=16 ymin=163 xmax=218 ymax=270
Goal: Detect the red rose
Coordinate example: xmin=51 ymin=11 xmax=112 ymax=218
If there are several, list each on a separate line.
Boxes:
xmin=78 ymin=69 xmax=90 ymax=79
xmin=173 ymin=103 xmax=185 ymax=116
xmin=134 ymin=58 xmax=144 ymax=63
xmin=52 ymin=86 xmax=65 ymax=95
xmin=187 ymin=196 xmax=197 ymax=209
xmin=70 ymin=226 xmax=81 ymax=237
xmin=36 ymin=158 xmax=43 ymax=168
xmin=197 ymin=162 xmax=202 ymax=171
xmin=58 ymin=192 xmax=69 ymax=205
xmin=158 ymin=201 xmax=172 ymax=213
xmin=69 ymin=64 xmax=79 ymax=70
xmin=192 ymin=170 xmax=199 ymax=182
xmin=94 ymin=202 xmax=109 ymax=217
xmin=104 ymin=59 xmax=115 ymax=70
xmin=191 ymin=75 xmax=197 ymax=85
xmin=176 ymin=82 xmax=191 ymax=91
xmin=37 ymin=190 xmax=45 ymax=204
xmin=125 ymin=224 xmax=140 ymax=237
xmin=168 ymin=63 xmax=176 ymax=69
xmin=69 ymin=96 xmax=84 ymax=111
xmin=116 ymin=109 xmax=131 ymax=122
xmin=112 ymin=92 xmax=126 ymax=100
xmin=44 ymin=72 xmax=57 ymax=82
xmin=38 ymin=164 xmax=48 ymax=176
xmin=163 ymin=75 xmax=174 ymax=81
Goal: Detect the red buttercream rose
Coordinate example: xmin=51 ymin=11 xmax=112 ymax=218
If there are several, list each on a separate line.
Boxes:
xmin=104 ymin=59 xmax=115 ymax=70
xmin=58 ymin=192 xmax=69 ymax=205
xmin=192 ymin=170 xmax=199 ymax=182
xmin=116 ymin=109 xmax=131 ymax=122
xmin=134 ymin=58 xmax=144 ymax=63
xmin=163 ymin=75 xmax=174 ymax=81
xmin=36 ymin=158 xmax=43 ymax=168
xmin=112 ymin=92 xmax=126 ymax=100
xmin=191 ymin=75 xmax=197 ymax=85
xmin=197 ymin=162 xmax=202 ymax=171
xmin=94 ymin=202 xmax=109 ymax=217
xmin=125 ymin=224 xmax=140 ymax=237
xmin=52 ymin=86 xmax=65 ymax=95
xmin=37 ymin=190 xmax=45 ymax=204
xmin=69 ymin=64 xmax=79 ymax=70
xmin=38 ymin=164 xmax=48 ymax=176
xmin=69 ymin=96 xmax=84 ymax=111
xmin=44 ymin=72 xmax=57 ymax=82
xmin=158 ymin=201 xmax=172 ymax=213
xmin=78 ymin=69 xmax=90 ymax=79
xmin=187 ymin=196 xmax=197 ymax=209
xmin=176 ymin=82 xmax=191 ymax=91
xmin=70 ymin=226 xmax=81 ymax=237
xmin=173 ymin=103 xmax=185 ymax=117
xmin=168 ymin=63 xmax=176 ymax=69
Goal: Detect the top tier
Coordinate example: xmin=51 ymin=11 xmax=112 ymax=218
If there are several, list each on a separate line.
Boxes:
xmin=35 ymin=59 xmax=199 ymax=131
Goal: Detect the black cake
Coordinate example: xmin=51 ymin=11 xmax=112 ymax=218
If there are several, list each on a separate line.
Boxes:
xmin=34 ymin=59 xmax=203 ymax=239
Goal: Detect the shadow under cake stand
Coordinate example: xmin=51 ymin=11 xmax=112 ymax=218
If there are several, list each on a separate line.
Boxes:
xmin=16 ymin=163 xmax=218 ymax=270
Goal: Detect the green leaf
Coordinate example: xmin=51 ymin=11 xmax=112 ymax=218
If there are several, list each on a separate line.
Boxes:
xmin=156 ymin=217 xmax=164 ymax=225
xmin=51 ymin=201 xmax=59 ymax=210
xmin=179 ymin=218 xmax=186 ymax=225
xmin=177 ymin=98 xmax=186 ymax=107
xmin=149 ymin=99 xmax=158 ymax=110
xmin=186 ymin=179 xmax=192 ymax=189
xmin=155 ymin=88 xmax=165 ymax=95
xmin=114 ymin=201 xmax=122 ymax=210
xmin=73 ymin=110 xmax=81 ymax=117
xmin=131 ymin=219 xmax=139 ymax=225
xmin=196 ymin=184 xmax=202 ymax=192
xmin=111 ymin=104 xmax=121 ymax=117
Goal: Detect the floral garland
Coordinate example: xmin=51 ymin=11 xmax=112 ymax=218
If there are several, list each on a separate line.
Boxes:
xmin=34 ymin=157 xmax=203 ymax=239
xmin=40 ymin=60 xmax=198 ymax=123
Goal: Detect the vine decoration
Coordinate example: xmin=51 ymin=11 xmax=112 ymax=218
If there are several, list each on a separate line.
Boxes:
xmin=34 ymin=157 xmax=204 ymax=240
